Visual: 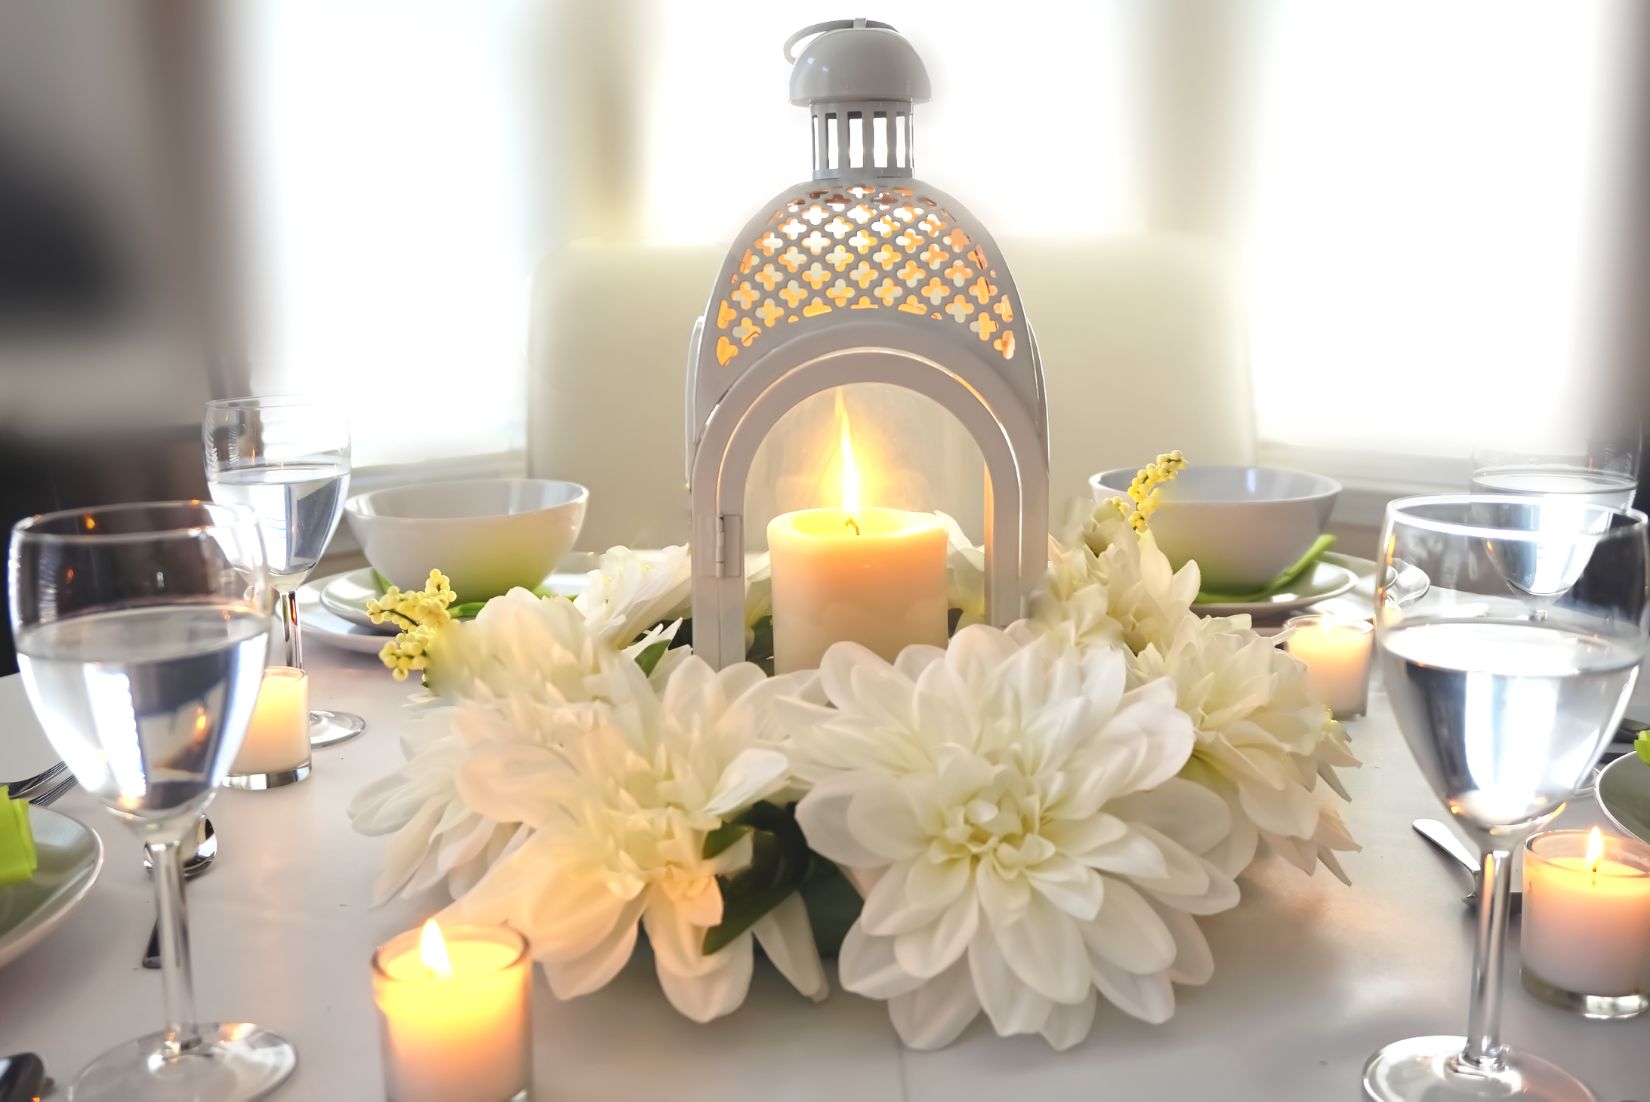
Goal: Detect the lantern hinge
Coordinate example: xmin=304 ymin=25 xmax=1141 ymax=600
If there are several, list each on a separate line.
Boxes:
xmin=715 ymin=514 xmax=744 ymax=577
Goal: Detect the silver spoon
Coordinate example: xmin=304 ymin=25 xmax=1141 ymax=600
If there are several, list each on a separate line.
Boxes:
xmin=141 ymin=817 xmax=217 ymax=969
xmin=1412 ymin=818 xmax=1521 ymax=914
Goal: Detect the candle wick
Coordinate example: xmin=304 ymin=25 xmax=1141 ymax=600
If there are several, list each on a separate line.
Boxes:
xmin=845 ymin=517 xmax=861 ymax=536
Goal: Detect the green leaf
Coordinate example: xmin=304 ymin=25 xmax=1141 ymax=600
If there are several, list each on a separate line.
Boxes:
xmin=633 ymin=639 xmax=669 ymax=677
xmin=1636 ymin=729 xmax=1650 ymax=767
xmin=702 ymin=821 xmax=752 ymax=860
xmin=448 ymin=600 xmax=486 ymax=620
xmin=704 ymin=880 xmax=803 ymax=956
xmin=371 ymin=569 xmax=393 ymax=595
xmin=700 ymin=802 xmax=816 ymax=957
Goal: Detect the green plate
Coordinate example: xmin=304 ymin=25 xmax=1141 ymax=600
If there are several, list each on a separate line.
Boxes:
xmin=1597 ymin=753 xmax=1650 ymax=846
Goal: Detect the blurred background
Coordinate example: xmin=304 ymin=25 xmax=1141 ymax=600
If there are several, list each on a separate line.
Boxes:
xmin=1 ymin=0 xmax=1646 ymax=670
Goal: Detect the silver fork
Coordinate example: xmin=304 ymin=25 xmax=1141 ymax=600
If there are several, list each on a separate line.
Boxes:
xmin=3 ymin=761 xmax=67 ymax=801
xmin=27 ymin=774 xmax=77 ymax=807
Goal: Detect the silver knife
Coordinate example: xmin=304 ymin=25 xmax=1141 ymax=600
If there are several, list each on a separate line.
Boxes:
xmin=1412 ymin=818 xmax=1522 ymax=913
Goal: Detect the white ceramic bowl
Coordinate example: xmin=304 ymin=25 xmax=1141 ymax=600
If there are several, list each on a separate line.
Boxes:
xmin=1089 ymin=465 xmax=1340 ymax=591
xmin=344 ymin=478 xmax=588 ymax=599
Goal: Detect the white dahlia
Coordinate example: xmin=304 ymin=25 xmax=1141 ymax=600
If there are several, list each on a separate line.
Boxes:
xmin=443 ymin=656 xmax=827 ymax=1022
xmin=1130 ymin=615 xmax=1360 ymax=881
xmin=780 ymin=626 xmax=1238 ymax=1050
xmin=350 ymin=590 xmax=631 ymax=903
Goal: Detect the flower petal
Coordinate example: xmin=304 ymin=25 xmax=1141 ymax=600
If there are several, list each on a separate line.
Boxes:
xmin=1091 ymin=957 xmax=1175 ymax=1024
xmin=543 ymin=893 xmax=646 ymax=999
xmin=1081 ymin=877 xmax=1176 ymax=974
xmin=893 ymin=891 xmax=979 ymax=979
xmin=1040 ymin=990 xmax=1098 ymax=1051
xmin=838 ymin=923 xmax=926 ymax=999
xmin=702 ymin=747 xmax=790 ymax=818
xmin=796 ymin=773 xmax=894 ymax=869
xmin=751 ymin=894 xmax=828 ymax=1001
xmin=656 ymin=929 xmax=754 ymax=1023
xmin=886 ymin=958 xmax=982 ymax=1050
xmin=967 ymin=928 xmax=1055 ymax=1036
xmin=987 ymin=888 xmax=1089 ymax=1004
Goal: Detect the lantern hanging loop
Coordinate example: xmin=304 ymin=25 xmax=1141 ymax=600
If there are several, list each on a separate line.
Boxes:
xmin=783 ymin=17 xmax=898 ymax=62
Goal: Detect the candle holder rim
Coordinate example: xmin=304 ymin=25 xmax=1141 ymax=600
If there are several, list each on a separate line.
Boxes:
xmin=1524 ymin=827 xmax=1650 ymax=875
xmin=261 ymin=665 xmax=307 ymax=681
xmin=372 ymin=922 xmax=530 ymax=981
xmin=1281 ymin=612 xmax=1373 ymax=632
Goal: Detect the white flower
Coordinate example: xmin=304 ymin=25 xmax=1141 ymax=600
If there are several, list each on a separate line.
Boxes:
xmin=444 ymin=656 xmax=827 ymax=1022
xmin=781 ymin=626 xmax=1238 ymax=1050
xmin=573 ymin=544 xmax=771 ymax=650
xmin=1131 ymin=616 xmax=1360 ymax=881
xmin=349 ymin=591 xmax=632 ymax=903
xmin=1031 ymin=512 xmax=1201 ymax=655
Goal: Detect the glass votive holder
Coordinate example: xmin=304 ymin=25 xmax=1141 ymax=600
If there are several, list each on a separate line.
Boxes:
xmin=1282 ymin=614 xmax=1373 ymax=718
xmin=372 ymin=920 xmax=531 ymax=1102
xmin=225 ymin=666 xmax=312 ymax=789
xmin=1520 ymin=828 xmax=1650 ymax=1019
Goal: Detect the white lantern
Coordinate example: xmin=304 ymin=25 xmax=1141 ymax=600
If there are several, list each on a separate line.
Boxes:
xmin=686 ymin=19 xmax=1049 ymax=668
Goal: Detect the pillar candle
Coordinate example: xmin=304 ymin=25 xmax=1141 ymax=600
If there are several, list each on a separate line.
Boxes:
xmin=372 ymin=920 xmax=531 ymax=1102
xmin=768 ymin=506 xmax=947 ymax=673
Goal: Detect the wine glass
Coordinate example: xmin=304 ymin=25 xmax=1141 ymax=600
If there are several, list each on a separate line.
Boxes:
xmin=1470 ymin=429 xmax=1639 ymax=508
xmin=1363 ymin=494 xmax=1648 ymax=1102
xmin=8 ymin=501 xmax=296 ymax=1100
xmin=203 ymin=395 xmax=364 ymax=746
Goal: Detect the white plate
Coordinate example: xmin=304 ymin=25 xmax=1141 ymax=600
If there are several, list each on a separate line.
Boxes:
xmin=0 ymin=804 xmax=104 ymax=969
xmin=299 ymin=570 xmax=592 ymax=654
xmin=298 ymin=582 xmax=401 ymax=654
xmin=1195 ymin=551 xmax=1429 ymax=621
xmin=318 ymin=568 xmax=390 ymax=630
xmin=1598 ymin=753 xmax=1650 ymax=847
xmin=1193 ymin=561 xmax=1359 ymax=617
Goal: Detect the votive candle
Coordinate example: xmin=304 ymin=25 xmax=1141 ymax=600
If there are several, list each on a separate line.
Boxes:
xmin=1283 ymin=614 xmax=1373 ymax=717
xmin=1521 ymin=827 xmax=1650 ymax=1018
xmin=226 ymin=666 xmax=311 ymax=788
xmin=372 ymin=920 xmax=532 ymax=1101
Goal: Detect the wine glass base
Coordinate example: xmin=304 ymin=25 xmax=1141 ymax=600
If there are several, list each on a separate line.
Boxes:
xmin=1362 ymin=1035 xmax=1596 ymax=1101
xmin=223 ymin=761 xmax=312 ymax=790
xmin=69 ymin=1022 xmax=296 ymax=1101
xmin=309 ymin=709 xmax=364 ymax=747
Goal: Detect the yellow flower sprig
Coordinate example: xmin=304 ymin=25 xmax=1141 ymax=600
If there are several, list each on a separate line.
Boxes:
xmin=367 ymin=569 xmax=457 ymax=683
xmin=1121 ymin=450 xmax=1186 ymax=533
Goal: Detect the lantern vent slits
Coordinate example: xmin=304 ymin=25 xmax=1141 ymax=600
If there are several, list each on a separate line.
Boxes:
xmin=787 ymin=19 xmax=930 ymax=182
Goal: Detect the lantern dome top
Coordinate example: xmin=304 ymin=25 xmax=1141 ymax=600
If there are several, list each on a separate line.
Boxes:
xmin=786 ymin=19 xmax=931 ymax=107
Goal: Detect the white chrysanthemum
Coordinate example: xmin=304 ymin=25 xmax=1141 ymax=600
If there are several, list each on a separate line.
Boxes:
xmin=1131 ymin=615 xmax=1360 ymax=881
xmin=444 ymin=656 xmax=827 ymax=1022
xmin=781 ymin=626 xmax=1238 ymax=1051
xmin=1032 ymin=512 xmax=1201 ymax=655
xmin=572 ymin=544 xmax=771 ymax=651
xmin=349 ymin=591 xmax=632 ymax=903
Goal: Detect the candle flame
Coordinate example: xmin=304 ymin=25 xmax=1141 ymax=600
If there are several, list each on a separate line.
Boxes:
xmin=419 ymin=918 xmax=453 ymax=978
xmin=836 ymin=390 xmax=861 ymax=523
xmin=1586 ymin=826 xmax=1604 ymax=875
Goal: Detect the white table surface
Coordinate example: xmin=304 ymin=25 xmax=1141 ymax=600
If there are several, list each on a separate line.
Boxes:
xmin=1 ymin=643 xmax=1646 ymax=1102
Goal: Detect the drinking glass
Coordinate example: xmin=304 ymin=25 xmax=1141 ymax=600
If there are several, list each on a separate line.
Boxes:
xmin=8 ymin=502 xmax=296 ymax=1100
xmin=1470 ymin=432 xmax=1639 ymax=509
xmin=1363 ymin=494 xmax=1649 ymax=1102
xmin=204 ymin=395 xmax=364 ymax=746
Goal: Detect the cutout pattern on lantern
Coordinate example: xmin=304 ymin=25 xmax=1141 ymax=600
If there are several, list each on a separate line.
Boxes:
xmin=713 ymin=184 xmax=1018 ymax=367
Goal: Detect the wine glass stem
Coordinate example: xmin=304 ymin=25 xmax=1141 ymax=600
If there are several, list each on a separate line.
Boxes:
xmin=146 ymin=838 xmax=203 ymax=1057
xmin=282 ymin=589 xmax=304 ymax=670
xmin=1461 ymin=846 xmax=1514 ymax=1071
